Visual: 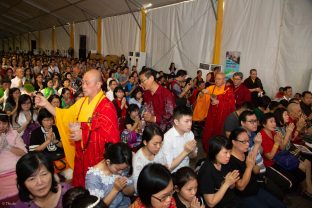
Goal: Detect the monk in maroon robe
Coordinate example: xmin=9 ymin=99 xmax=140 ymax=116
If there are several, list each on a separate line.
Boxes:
xmin=202 ymin=73 xmax=235 ymax=152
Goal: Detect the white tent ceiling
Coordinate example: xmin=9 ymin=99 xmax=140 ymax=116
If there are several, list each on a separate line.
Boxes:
xmin=0 ymin=0 xmax=187 ymax=39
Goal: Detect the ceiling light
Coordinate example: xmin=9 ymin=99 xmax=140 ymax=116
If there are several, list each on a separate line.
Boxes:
xmin=143 ymin=3 xmax=152 ymax=9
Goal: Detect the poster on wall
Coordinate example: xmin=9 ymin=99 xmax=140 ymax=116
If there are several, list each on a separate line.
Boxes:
xmin=225 ymin=51 xmax=240 ymax=79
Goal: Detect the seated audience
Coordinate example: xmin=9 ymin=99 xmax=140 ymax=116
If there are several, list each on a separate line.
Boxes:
xmin=106 ymin=79 xmax=118 ymax=102
xmin=260 ymin=113 xmax=312 ymax=199
xmin=0 ymin=111 xmax=27 ymax=200
xmin=197 ymin=135 xmax=241 ymax=208
xmin=3 ymin=87 xmax=20 ymax=116
xmin=300 ymin=91 xmax=312 ymax=119
xmin=85 ymin=143 xmax=134 ymax=208
xmin=60 ymin=88 xmax=73 ymax=109
xmin=282 ymin=86 xmax=293 ymax=101
xmin=132 ymin=124 xmax=167 ymax=192
xmin=162 ymin=106 xmax=197 ymax=172
xmin=131 ymin=163 xmax=176 ymax=208
xmin=112 ymin=86 xmax=127 ymax=119
xmin=229 ymin=128 xmax=286 ymax=208
xmin=121 ymin=104 xmax=142 ymax=149
xmin=129 ymin=88 xmax=144 ymax=110
xmin=173 ymin=167 xmax=204 ymax=208
xmin=12 ymin=94 xmax=39 ymax=147
xmin=15 ymin=152 xmax=72 ymax=207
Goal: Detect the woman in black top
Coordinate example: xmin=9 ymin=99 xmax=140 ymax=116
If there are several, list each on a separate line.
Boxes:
xmin=228 ymin=128 xmax=286 ymax=208
xmin=197 ymin=135 xmax=241 ymax=208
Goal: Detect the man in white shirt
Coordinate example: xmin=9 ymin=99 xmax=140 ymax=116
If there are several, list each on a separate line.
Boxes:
xmin=48 ymin=59 xmax=60 ymax=74
xmin=106 ymin=79 xmax=118 ymax=101
xmin=11 ymin=68 xmax=25 ymax=90
xmin=162 ymin=105 xmax=197 ymax=172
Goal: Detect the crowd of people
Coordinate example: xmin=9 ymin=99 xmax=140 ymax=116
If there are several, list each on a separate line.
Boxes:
xmin=0 ymin=52 xmax=311 ymax=208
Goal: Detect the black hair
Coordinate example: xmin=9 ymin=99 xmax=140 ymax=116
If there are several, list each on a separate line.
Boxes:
xmin=137 ymin=163 xmax=172 ymax=207
xmin=279 ymin=99 xmax=289 ymax=108
xmin=131 ymin=87 xmax=143 ymax=99
xmin=302 ymin=91 xmax=312 ymax=98
xmin=108 ymin=79 xmax=117 ymax=86
xmin=65 ymin=72 xmax=72 ymax=79
xmin=176 ymin=69 xmax=187 ymax=78
xmin=173 ymin=105 xmax=193 ymax=120
xmin=113 ymin=86 xmax=125 ymax=99
xmin=61 ymin=88 xmax=71 ymax=97
xmin=229 ymin=128 xmax=247 ymax=142
xmin=268 ymin=101 xmax=280 ymax=111
xmin=239 ymin=110 xmax=255 ymax=122
xmin=250 ymin=69 xmax=257 ymax=74
xmin=48 ymin=94 xmax=61 ymax=105
xmin=37 ymin=108 xmax=53 ymax=126
xmin=74 ymin=90 xmax=84 ymax=100
xmin=283 ymin=86 xmax=292 ymax=92
xmin=258 ymin=96 xmax=271 ymax=109
xmin=16 ymin=152 xmax=58 ymax=201
xmin=0 ymin=110 xmax=9 ymax=123
xmin=104 ymin=142 xmax=133 ymax=176
xmin=62 ymin=187 xmax=90 ymax=208
xmin=260 ymin=112 xmax=275 ymax=126
xmin=139 ymin=67 xmax=157 ymax=79
xmin=71 ymin=195 xmax=107 ymax=208
xmin=142 ymin=124 xmax=164 ymax=144
xmin=1 ymin=77 xmax=11 ymax=84
xmin=15 ymin=94 xmax=34 ymax=124
xmin=273 ymin=107 xmax=287 ymax=127
xmin=208 ymin=135 xmax=232 ymax=163
xmin=127 ymin=104 xmax=139 ymax=115
xmin=173 ymin=167 xmax=197 ymax=190
xmin=109 ymin=70 xmax=116 ymax=78
xmin=6 ymin=87 xmax=20 ymax=108
xmin=239 ymin=102 xmax=255 ymax=111
xmin=62 ymin=78 xmax=70 ymax=85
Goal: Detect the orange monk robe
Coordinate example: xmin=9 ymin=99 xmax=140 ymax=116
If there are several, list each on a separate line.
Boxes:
xmin=192 ymin=92 xmax=211 ymax=122
xmin=201 ymin=85 xmax=235 ymax=152
xmin=55 ymin=91 xmax=120 ymax=186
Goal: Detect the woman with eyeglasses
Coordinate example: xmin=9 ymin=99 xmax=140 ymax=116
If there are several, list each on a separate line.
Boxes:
xmin=131 ymin=163 xmax=176 ymax=208
xmin=260 ymin=112 xmax=312 ymax=199
xmin=229 ymin=128 xmax=286 ymax=208
xmin=85 ymin=142 xmax=134 ymax=208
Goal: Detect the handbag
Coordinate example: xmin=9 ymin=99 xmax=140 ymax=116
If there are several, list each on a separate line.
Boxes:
xmin=274 ymin=150 xmax=300 ymax=171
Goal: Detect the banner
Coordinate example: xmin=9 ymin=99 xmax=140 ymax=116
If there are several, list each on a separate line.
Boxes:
xmin=225 ymin=51 xmax=240 ymax=79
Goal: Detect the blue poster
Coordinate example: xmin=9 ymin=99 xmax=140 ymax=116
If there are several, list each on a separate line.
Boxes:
xmin=225 ymin=51 xmax=240 ymax=80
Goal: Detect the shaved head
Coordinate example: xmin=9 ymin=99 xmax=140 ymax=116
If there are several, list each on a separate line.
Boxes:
xmin=287 ymin=103 xmax=302 ymax=119
xmin=82 ymin=69 xmax=103 ymax=100
xmin=85 ymin=69 xmax=103 ymax=83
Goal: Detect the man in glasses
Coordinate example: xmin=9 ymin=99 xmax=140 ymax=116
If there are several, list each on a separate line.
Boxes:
xmin=139 ymin=68 xmax=175 ymax=132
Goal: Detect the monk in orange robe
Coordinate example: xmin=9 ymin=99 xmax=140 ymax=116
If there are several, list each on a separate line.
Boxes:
xmin=201 ymin=73 xmax=235 ymax=152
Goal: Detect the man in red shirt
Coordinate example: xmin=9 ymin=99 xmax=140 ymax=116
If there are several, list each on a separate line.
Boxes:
xmin=232 ymin=72 xmax=251 ymax=109
xmin=139 ymin=68 xmax=176 ymax=132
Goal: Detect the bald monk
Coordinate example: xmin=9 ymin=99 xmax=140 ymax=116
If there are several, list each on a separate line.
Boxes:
xmin=201 ymin=73 xmax=235 ymax=152
xmin=35 ymin=69 xmax=120 ymax=187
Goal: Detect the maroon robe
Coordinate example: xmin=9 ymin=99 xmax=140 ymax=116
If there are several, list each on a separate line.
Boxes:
xmin=234 ymin=83 xmax=251 ymax=109
xmin=202 ymin=86 xmax=235 ymax=152
xmin=73 ymin=98 xmax=120 ymax=187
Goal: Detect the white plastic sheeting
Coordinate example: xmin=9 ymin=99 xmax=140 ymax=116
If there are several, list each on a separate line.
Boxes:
xmin=74 ymin=21 xmax=97 ymax=57
xmin=221 ymin=0 xmax=312 ymax=96
xmin=55 ymin=26 xmax=70 ymax=52
xmin=102 ymin=12 xmax=140 ymax=57
xmin=146 ymin=0 xmax=216 ymax=77
xmin=40 ymin=29 xmax=52 ymax=51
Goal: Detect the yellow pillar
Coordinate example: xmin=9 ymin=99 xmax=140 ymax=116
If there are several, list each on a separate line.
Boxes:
xmin=212 ymin=0 xmax=224 ymax=64
xmin=52 ymin=27 xmax=55 ymax=51
xmin=140 ymin=9 xmax=146 ymax=52
xmin=97 ymin=17 xmax=102 ymax=54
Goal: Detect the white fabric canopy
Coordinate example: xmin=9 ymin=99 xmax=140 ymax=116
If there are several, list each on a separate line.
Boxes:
xmin=40 ymin=29 xmax=52 ymax=51
xmin=55 ymin=26 xmax=70 ymax=52
xmin=146 ymin=0 xmax=216 ymax=77
xmin=74 ymin=21 xmax=97 ymax=57
xmin=102 ymin=12 xmax=140 ymax=57
xmin=222 ymin=0 xmax=312 ymax=96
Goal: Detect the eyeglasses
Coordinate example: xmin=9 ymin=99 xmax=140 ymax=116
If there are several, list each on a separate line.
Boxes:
xmin=236 ymin=140 xmax=250 ymax=144
xmin=246 ymin=120 xmax=258 ymax=124
xmin=140 ymin=77 xmax=149 ymax=84
xmin=152 ymin=190 xmax=175 ymax=202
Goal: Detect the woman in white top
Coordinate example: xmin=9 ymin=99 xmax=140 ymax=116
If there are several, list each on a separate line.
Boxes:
xmin=132 ymin=124 xmax=167 ymax=193
xmin=12 ymin=94 xmax=38 ymax=147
